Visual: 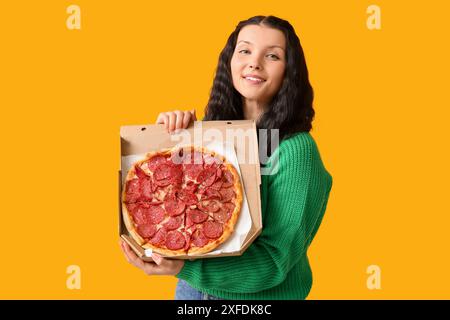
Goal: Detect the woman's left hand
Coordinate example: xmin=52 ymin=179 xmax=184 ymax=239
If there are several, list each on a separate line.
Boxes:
xmin=119 ymin=239 xmax=184 ymax=276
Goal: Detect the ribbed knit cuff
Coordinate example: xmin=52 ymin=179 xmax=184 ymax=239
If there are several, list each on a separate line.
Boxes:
xmin=176 ymin=260 xmax=195 ymax=280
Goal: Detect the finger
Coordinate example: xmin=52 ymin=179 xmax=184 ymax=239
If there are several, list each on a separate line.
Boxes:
xmin=156 ymin=113 xmax=170 ymax=131
xmin=142 ymin=262 xmax=160 ymax=275
xmin=174 ymin=110 xmax=184 ymax=130
xmin=119 ymin=239 xmax=126 ymax=254
xmin=119 ymin=239 xmax=129 ymax=256
xmin=123 ymin=242 xmax=146 ymax=269
xmin=121 ymin=241 xmax=135 ymax=261
xmin=190 ymin=109 xmax=197 ymax=121
xmin=158 ymin=113 xmax=169 ymax=131
xmin=168 ymin=112 xmax=176 ymax=132
xmin=182 ymin=111 xmax=191 ymax=129
xmin=163 ymin=113 xmax=170 ymax=131
xmin=143 ymin=259 xmax=171 ymax=276
xmin=156 ymin=113 xmax=167 ymax=126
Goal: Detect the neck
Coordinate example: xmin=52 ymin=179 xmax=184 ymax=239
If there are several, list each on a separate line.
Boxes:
xmin=243 ymin=99 xmax=266 ymax=121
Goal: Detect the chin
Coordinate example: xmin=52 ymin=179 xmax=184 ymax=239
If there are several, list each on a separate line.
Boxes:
xmin=240 ymin=90 xmax=264 ymax=101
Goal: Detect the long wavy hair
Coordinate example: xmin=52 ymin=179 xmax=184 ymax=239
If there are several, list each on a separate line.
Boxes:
xmin=203 ymin=15 xmax=315 ymax=156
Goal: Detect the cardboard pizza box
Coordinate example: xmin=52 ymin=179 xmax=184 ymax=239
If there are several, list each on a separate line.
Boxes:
xmin=119 ymin=120 xmax=262 ymax=261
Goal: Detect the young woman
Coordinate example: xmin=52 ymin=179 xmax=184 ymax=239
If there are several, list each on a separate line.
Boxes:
xmin=120 ymin=15 xmax=333 ymax=300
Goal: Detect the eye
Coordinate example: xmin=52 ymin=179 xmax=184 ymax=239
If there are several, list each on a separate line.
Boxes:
xmin=267 ymin=54 xmax=280 ymax=60
xmin=238 ymin=49 xmax=250 ymax=54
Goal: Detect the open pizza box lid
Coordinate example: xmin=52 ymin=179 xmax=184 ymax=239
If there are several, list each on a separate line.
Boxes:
xmin=119 ymin=120 xmax=262 ymax=261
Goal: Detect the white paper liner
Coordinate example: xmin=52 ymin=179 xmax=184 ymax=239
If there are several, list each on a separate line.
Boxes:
xmin=121 ymin=140 xmax=251 ymax=257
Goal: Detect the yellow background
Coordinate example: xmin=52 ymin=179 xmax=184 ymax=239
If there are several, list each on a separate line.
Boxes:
xmin=1 ymin=0 xmax=449 ymax=299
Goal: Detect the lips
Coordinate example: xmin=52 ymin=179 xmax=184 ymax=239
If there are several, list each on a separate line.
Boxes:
xmin=242 ymin=74 xmax=266 ymax=84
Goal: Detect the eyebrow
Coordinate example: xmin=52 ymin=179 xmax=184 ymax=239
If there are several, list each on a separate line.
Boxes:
xmin=237 ymin=40 xmax=285 ymax=51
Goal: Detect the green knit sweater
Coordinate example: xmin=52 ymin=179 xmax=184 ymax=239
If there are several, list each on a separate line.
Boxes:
xmin=177 ymin=132 xmax=333 ymax=299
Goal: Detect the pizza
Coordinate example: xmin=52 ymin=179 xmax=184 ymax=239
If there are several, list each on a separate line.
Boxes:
xmin=121 ymin=145 xmax=243 ymax=257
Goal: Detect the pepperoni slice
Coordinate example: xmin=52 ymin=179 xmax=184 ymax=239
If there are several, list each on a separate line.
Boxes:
xmin=191 ymin=229 xmax=209 ymax=247
xmin=198 ymin=199 xmax=221 ymax=213
xmin=203 ymin=154 xmax=222 ymax=166
xmin=205 ymin=176 xmax=217 ymax=187
xmin=150 ymin=228 xmax=167 ymax=245
xmin=169 ymin=165 xmax=183 ymax=184
xmin=154 ymin=177 xmax=171 ymax=187
xmin=134 ymin=164 xmax=148 ymax=179
xmin=203 ymin=221 xmax=223 ymax=239
xmin=164 ymin=195 xmax=186 ymax=216
xmin=147 ymin=205 xmax=165 ymax=224
xmin=131 ymin=205 xmax=149 ymax=225
xmin=213 ymin=209 xmax=231 ymax=223
xmin=184 ymin=164 xmax=204 ymax=180
xmin=125 ymin=179 xmax=141 ymax=203
xmin=210 ymin=180 xmax=223 ymax=191
xmin=184 ymin=180 xmax=198 ymax=193
xmin=154 ymin=163 xmax=173 ymax=180
xmin=186 ymin=208 xmax=208 ymax=224
xmin=125 ymin=191 xmax=140 ymax=203
xmin=221 ymin=170 xmax=234 ymax=187
xmin=165 ymin=231 xmax=186 ymax=250
xmin=163 ymin=215 xmax=183 ymax=231
xmin=197 ymin=185 xmax=207 ymax=195
xmin=186 ymin=214 xmax=194 ymax=229
xmin=197 ymin=167 xmax=217 ymax=186
xmin=216 ymin=167 xmax=223 ymax=179
xmin=146 ymin=155 xmax=167 ymax=171
xmin=139 ymin=177 xmax=153 ymax=201
xmin=126 ymin=202 xmax=139 ymax=214
xmin=223 ymin=202 xmax=236 ymax=213
xmin=126 ymin=179 xmax=140 ymax=194
xmin=130 ymin=203 xmax=163 ymax=225
xmin=219 ymin=187 xmax=235 ymax=202
xmin=213 ymin=203 xmax=235 ymax=223
xmin=203 ymin=188 xmax=222 ymax=200
xmin=177 ymin=190 xmax=198 ymax=206
xmin=137 ymin=224 xmax=157 ymax=238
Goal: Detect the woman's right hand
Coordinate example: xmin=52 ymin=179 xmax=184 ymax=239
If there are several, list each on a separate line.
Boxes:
xmin=156 ymin=109 xmax=197 ymax=133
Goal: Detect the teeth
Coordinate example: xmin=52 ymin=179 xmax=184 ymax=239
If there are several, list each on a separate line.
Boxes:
xmin=245 ymin=77 xmax=264 ymax=82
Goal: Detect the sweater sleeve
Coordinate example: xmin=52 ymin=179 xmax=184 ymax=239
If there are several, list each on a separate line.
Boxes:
xmin=176 ymin=133 xmax=330 ymax=293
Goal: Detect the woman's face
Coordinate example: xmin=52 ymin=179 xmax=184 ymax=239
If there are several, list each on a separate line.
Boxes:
xmin=230 ymin=24 xmax=286 ymax=106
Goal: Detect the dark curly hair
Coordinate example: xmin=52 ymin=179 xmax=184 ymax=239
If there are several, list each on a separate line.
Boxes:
xmin=203 ymin=15 xmax=315 ymax=156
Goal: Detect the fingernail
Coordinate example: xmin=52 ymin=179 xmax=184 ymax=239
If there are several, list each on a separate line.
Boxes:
xmin=152 ymin=253 xmax=162 ymax=263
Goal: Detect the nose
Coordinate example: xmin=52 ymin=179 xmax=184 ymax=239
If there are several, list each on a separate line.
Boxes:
xmin=248 ymin=54 xmax=263 ymax=70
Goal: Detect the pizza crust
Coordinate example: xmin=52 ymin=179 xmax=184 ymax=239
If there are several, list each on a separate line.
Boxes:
xmin=141 ymin=243 xmax=186 ymax=256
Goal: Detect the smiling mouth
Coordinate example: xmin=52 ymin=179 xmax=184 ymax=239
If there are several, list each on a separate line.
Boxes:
xmin=242 ymin=76 xmax=266 ymax=84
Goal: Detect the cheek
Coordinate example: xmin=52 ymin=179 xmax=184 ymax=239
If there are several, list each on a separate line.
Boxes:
xmin=230 ymin=58 xmax=244 ymax=86
xmin=269 ymin=65 xmax=286 ymax=90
